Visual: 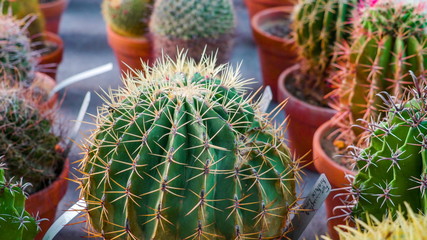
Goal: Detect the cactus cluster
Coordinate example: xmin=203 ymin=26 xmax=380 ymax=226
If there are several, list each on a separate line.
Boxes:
xmin=331 ymin=0 xmax=427 ymax=146
xmin=0 ymin=87 xmax=64 ymax=194
xmin=77 ymin=53 xmax=301 ymax=239
xmin=149 ymin=0 xmax=236 ymax=63
xmin=102 ymin=0 xmax=154 ymax=37
xmin=0 ymin=13 xmax=36 ymax=84
xmin=0 ymin=164 xmax=39 ymax=240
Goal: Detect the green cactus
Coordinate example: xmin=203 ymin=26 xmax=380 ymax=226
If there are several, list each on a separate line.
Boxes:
xmin=1 ymin=0 xmax=46 ymax=49
xmin=102 ymin=0 xmax=154 ymax=37
xmin=0 ymin=164 xmax=39 ymax=240
xmin=292 ymin=0 xmax=356 ymax=94
xmin=332 ymin=0 xmax=427 ymax=146
xmin=78 ymin=53 xmax=300 ymax=239
xmin=0 ymin=13 xmax=36 ymax=84
xmin=149 ymin=0 xmax=236 ymax=63
xmin=0 ymin=87 xmax=64 ymax=194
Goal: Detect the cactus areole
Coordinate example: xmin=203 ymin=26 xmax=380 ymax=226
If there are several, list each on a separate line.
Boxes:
xmin=78 ymin=54 xmax=299 ymax=239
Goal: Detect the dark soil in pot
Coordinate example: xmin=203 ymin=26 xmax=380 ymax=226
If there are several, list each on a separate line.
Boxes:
xmin=285 ymin=75 xmax=330 ymax=108
xmin=260 ymin=18 xmax=291 ymax=38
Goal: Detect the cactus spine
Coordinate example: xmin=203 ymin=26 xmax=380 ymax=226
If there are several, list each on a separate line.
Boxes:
xmin=332 ymin=0 xmax=427 ymax=145
xmin=0 ymin=164 xmax=39 ymax=240
xmin=149 ymin=0 xmax=236 ymax=63
xmin=78 ymin=53 xmax=300 ymax=239
xmin=102 ymin=0 xmax=154 ymax=37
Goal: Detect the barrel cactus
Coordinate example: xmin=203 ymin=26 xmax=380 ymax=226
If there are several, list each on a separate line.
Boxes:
xmin=332 ymin=0 xmax=427 ymax=146
xmin=149 ymin=0 xmax=236 ymax=64
xmin=102 ymin=0 xmax=154 ymax=37
xmin=78 ymin=53 xmax=300 ymax=239
xmin=0 ymin=164 xmax=39 ymax=240
xmin=0 ymin=13 xmax=36 ymax=84
xmin=0 ymin=87 xmax=64 ymax=194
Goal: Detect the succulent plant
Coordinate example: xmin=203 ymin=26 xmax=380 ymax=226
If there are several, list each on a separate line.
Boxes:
xmin=0 ymin=13 xmax=37 ymax=84
xmin=0 ymin=87 xmax=64 ymax=194
xmin=149 ymin=0 xmax=236 ymax=63
xmin=102 ymin=0 xmax=154 ymax=37
xmin=0 ymin=164 xmax=40 ymax=240
xmin=77 ymin=53 xmax=301 ymax=239
xmin=292 ymin=0 xmax=356 ymax=97
xmin=331 ymin=0 xmax=427 ymax=146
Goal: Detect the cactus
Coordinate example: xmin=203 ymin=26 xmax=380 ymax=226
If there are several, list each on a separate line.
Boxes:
xmin=0 ymin=13 xmax=37 ymax=84
xmin=0 ymin=164 xmax=39 ymax=240
xmin=149 ymin=0 xmax=236 ymax=63
xmin=102 ymin=0 xmax=154 ymax=37
xmin=0 ymin=87 xmax=64 ymax=194
xmin=1 ymin=0 xmax=46 ymax=49
xmin=292 ymin=0 xmax=356 ymax=97
xmin=77 ymin=53 xmax=301 ymax=239
xmin=331 ymin=0 xmax=427 ymax=146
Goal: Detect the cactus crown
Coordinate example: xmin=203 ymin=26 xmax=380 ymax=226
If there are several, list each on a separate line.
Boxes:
xmin=0 ymin=87 xmax=64 ymax=194
xmin=0 ymin=163 xmax=40 ymax=240
xmin=102 ymin=0 xmax=154 ymax=37
xmin=150 ymin=0 xmax=235 ymax=40
xmin=77 ymin=53 xmax=300 ymax=239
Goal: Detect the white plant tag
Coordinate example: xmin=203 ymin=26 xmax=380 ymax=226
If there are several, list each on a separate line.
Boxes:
xmin=288 ymin=174 xmax=332 ymax=239
xmin=42 ymin=199 xmax=87 ymax=240
xmin=259 ymin=86 xmax=273 ymax=113
xmin=49 ymin=63 xmax=113 ymax=98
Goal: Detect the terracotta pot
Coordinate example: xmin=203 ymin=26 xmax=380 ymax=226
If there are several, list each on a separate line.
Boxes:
xmin=313 ymin=120 xmax=356 ymax=240
xmin=278 ymin=64 xmax=335 ymax=171
xmin=106 ymin=26 xmax=152 ymax=74
xmin=38 ymin=32 xmax=64 ymax=80
xmin=39 ymin=0 xmax=69 ymax=34
xmin=26 ymin=158 xmax=69 ymax=240
xmin=251 ymin=6 xmax=297 ymax=101
xmin=244 ymin=0 xmax=295 ymax=19
xmin=31 ymin=72 xmax=58 ymax=110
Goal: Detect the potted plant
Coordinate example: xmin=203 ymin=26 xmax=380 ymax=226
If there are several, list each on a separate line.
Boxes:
xmin=75 ymin=53 xmax=304 ymax=239
xmin=275 ymin=0 xmax=355 ymax=169
xmin=0 ymin=86 xmax=68 ymax=240
xmin=1 ymin=0 xmax=64 ymax=80
xmin=150 ymin=0 xmax=236 ymax=64
xmin=244 ymin=0 xmax=295 ymax=19
xmin=313 ymin=1 xmax=427 ymax=238
xmin=39 ymin=0 xmax=69 ymax=34
xmin=103 ymin=0 xmax=154 ymax=73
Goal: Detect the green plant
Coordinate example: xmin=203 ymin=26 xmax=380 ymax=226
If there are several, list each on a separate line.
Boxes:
xmin=0 ymin=13 xmax=36 ymax=84
xmin=102 ymin=0 xmax=154 ymax=37
xmin=77 ymin=53 xmax=301 ymax=239
xmin=0 ymin=163 xmax=39 ymax=240
xmin=331 ymin=0 xmax=427 ymax=146
xmin=292 ymin=0 xmax=356 ymax=100
xmin=0 ymin=87 xmax=64 ymax=194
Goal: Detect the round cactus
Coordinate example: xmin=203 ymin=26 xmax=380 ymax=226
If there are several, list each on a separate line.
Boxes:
xmin=149 ymin=0 xmax=236 ymax=63
xmin=102 ymin=0 xmax=154 ymax=37
xmin=0 ymin=13 xmax=36 ymax=84
xmin=0 ymin=164 xmax=39 ymax=240
xmin=78 ymin=53 xmax=300 ymax=239
xmin=0 ymin=87 xmax=64 ymax=194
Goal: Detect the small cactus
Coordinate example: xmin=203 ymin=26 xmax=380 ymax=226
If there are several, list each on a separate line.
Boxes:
xmin=77 ymin=53 xmax=301 ymax=239
xmin=0 ymin=87 xmax=64 ymax=194
xmin=150 ymin=0 xmax=236 ymax=63
xmin=102 ymin=0 xmax=154 ymax=37
xmin=0 ymin=163 xmax=39 ymax=240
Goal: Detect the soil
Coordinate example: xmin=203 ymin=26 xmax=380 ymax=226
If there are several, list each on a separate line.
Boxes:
xmin=320 ymin=126 xmax=355 ymax=170
xmin=39 ymin=0 xmax=57 ymax=3
xmin=43 ymin=40 xmax=59 ymax=56
xmin=285 ymin=75 xmax=330 ymax=108
xmin=261 ymin=19 xmax=291 ymax=38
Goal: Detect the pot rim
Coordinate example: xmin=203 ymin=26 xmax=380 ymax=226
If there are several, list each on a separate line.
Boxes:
xmin=251 ymin=6 xmax=294 ymax=44
xmin=39 ymin=31 xmax=64 ymax=60
xmin=39 ymin=0 xmax=68 ymax=9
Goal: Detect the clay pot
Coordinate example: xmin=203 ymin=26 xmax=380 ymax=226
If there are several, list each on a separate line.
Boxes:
xmin=244 ymin=0 xmax=295 ymax=19
xmin=106 ymin=26 xmax=152 ymax=74
xmin=251 ymin=6 xmax=297 ymax=101
xmin=39 ymin=0 xmax=69 ymax=34
xmin=31 ymin=72 xmax=58 ymax=110
xmin=26 ymin=158 xmax=69 ymax=240
xmin=278 ymin=64 xmax=335 ymax=171
xmin=313 ymin=120 xmax=356 ymax=240
xmin=38 ymin=32 xmax=64 ymax=80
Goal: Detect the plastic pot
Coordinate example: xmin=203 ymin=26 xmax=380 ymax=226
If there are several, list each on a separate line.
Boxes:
xmin=251 ymin=6 xmax=297 ymax=101
xmin=278 ymin=64 xmax=336 ymax=171
xmin=244 ymin=0 xmax=295 ymax=19
xmin=38 ymin=32 xmax=64 ymax=80
xmin=39 ymin=0 xmax=69 ymax=34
